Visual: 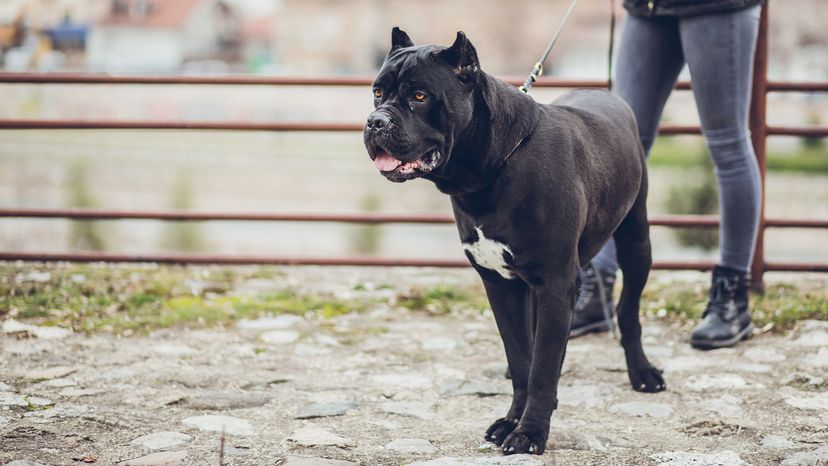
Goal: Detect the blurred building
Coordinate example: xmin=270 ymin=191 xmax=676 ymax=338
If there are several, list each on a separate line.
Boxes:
xmin=86 ymin=0 xmax=242 ymax=73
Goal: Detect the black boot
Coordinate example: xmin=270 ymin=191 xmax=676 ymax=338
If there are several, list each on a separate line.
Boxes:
xmin=570 ymin=262 xmax=616 ymax=338
xmin=690 ymin=265 xmax=754 ymax=349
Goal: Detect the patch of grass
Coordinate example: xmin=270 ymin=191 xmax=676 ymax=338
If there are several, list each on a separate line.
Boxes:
xmin=2 ymin=264 xmax=824 ymax=336
xmin=643 ymin=280 xmax=828 ymax=332
xmin=648 ymin=138 xmax=828 ymax=173
xmin=397 ymin=285 xmax=489 ymax=314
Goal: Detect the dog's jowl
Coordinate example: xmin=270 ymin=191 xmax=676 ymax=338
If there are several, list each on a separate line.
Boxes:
xmin=364 ymin=27 xmax=666 ymax=456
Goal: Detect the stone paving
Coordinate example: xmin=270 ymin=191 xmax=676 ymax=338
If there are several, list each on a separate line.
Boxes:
xmin=1 ymin=269 xmax=827 ymax=465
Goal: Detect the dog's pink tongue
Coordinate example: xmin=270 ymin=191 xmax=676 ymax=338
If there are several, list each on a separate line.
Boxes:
xmin=374 ymin=153 xmax=401 ymax=172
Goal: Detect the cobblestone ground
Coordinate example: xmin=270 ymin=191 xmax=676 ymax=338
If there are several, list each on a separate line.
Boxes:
xmin=1 ymin=268 xmax=827 ymax=466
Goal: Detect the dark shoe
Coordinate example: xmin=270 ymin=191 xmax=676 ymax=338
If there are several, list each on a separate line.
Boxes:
xmin=690 ymin=265 xmax=754 ymax=349
xmin=571 ymin=262 xmax=616 ymax=338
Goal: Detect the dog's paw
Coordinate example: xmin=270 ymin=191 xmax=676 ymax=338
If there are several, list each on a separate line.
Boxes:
xmin=629 ymin=364 xmax=666 ymax=392
xmin=485 ymin=417 xmax=518 ymax=446
xmin=501 ymin=427 xmax=547 ymax=455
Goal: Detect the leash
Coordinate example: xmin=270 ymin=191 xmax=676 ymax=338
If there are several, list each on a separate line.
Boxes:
xmin=519 ymin=0 xmax=581 ymax=94
xmin=519 ymin=0 xmax=618 ymax=94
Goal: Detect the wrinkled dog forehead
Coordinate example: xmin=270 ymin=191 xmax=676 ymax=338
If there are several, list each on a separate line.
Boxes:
xmin=375 ymin=27 xmax=481 ymax=91
xmin=376 ymin=46 xmax=450 ymax=88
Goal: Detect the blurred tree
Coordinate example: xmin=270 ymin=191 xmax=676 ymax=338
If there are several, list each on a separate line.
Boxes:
xmin=666 ymin=155 xmax=719 ymax=251
xmin=66 ymin=159 xmax=106 ymax=251
xmin=162 ymin=172 xmax=205 ymax=252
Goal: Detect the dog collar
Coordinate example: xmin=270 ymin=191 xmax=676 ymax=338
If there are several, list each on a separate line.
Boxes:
xmin=503 ymin=135 xmax=528 ymax=165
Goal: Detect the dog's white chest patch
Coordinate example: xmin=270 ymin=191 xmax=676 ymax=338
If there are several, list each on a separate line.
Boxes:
xmin=462 ymin=227 xmax=515 ymax=279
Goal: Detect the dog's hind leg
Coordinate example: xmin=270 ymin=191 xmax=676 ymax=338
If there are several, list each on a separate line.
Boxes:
xmin=613 ymin=185 xmax=666 ymax=393
xmin=480 ymin=276 xmax=532 ymax=446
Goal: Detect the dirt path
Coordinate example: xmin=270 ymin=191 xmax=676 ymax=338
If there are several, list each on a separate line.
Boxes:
xmin=1 ymin=269 xmax=827 ymax=466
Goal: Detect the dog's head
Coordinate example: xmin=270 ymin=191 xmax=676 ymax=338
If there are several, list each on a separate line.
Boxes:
xmin=364 ymin=27 xmax=481 ymax=182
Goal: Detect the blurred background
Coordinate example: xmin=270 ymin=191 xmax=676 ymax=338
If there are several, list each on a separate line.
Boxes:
xmin=0 ymin=0 xmax=826 ymax=264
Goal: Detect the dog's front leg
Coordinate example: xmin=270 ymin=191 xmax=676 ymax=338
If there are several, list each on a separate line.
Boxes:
xmin=480 ymin=275 xmax=532 ymax=446
xmin=501 ymin=270 xmax=578 ymax=456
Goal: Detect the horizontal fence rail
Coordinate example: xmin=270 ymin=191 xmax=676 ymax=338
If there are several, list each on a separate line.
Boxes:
xmin=3 ymin=208 xmax=828 ymax=229
xmin=0 ymin=251 xmax=824 ymax=273
xmin=2 ymin=72 xmax=827 ymax=92
xmin=1 ymin=120 xmax=825 ymax=137
xmin=1 ymin=5 xmax=827 ymax=287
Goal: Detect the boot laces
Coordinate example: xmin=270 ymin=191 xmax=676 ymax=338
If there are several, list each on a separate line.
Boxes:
xmin=704 ymin=275 xmax=738 ymax=319
xmin=575 ymin=267 xmax=597 ymax=311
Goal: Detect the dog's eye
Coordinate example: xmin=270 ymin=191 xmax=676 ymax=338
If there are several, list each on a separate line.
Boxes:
xmin=413 ymin=92 xmax=427 ymax=102
xmin=374 ymin=89 xmax=383 ymax=99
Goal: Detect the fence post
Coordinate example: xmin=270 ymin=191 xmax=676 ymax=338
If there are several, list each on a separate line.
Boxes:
xmin=749 ymin=3 xmax=769 ymax=292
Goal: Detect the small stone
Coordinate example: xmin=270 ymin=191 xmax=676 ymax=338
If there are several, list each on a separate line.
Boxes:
xmin=180 ymin=392 xmax=270 ymax=410
xmin=407 ymin=456 xmax=544 ymax=465
xmin=0 ymin=416 xmax=8 ymax=428
xmin=699 ymin=395 xmax=743 ymax=417
xmin=150 ymin=343 xmax=195 ymax=356
xmin=0 ymin=392 xmax=28 ymax=408
xmin=182 ymin=414 xmax=254 ymax=436
xmin=42 ymin=378 xmax=77 ymax=388
xmin=131 ymin=431 xmax=192 ymax=450
xmin=794 ymin=331 xmax=828 ymax=347
xmin=26 ymin=396 xmax=54 ymax=407
xmin=801 ymin=348 xmax=828 ymax=368
xmin=557 ymin=384 xmax=610 ymax=408
xmin=685 ymin=374 xmax=747 ymax=391
xmin=294 ymin=344 xmax=332 ymax=357
xmin=59 ymin=388 xmax=104 ymax=398
xmin=663 ymin=356 xmax=715 ymax=373
xmin=651 ymin=450 xmax=745 ymax=466
xmin=382 ymin=401 xmax=435 ymax=420
xmin=294 ymin=401 xmax=357 ymax=419
xmin=385 ymin=438 xmax=438 ymax=454
xmin=781 ymin=445 xmax=828 ymax=465
xmin=236 ymin=315 xmax=303 ymax=330
xmin=23 ymin=405 xmax=89 ymax=421
xmin=370 ymin=373 xmax=432 ymax=389
xmin=116 ymin=450 xmax=188 ymax=466
xmin=744 ymin=347 xmax=786 ymax=362
xmin=610 ymin=401 xmax=673 ymax=418
xmin=732 ymin=363 xmax=772 ymax=373
xmin=422 ymin=337 xmax=457 ymax=352
xmin=287 ymin=426 xmax=351 ymax=447
xmin=0 ymin=382 xmax=13 ymax=391
xmin=780 ymin=389 xmax=828 ymax=411
xmin=282 ymin=457 xmax=356 ymax=466
xmin=23 ymin=366 xmax=79 ymax=381
xmin=235 ymin=278 xmax=280 ymax=294
xmin=761 ymin=435 xmax=796 ymax=449
xmin=2 ymin=320 xmax=72 ymax=339
xmin=439 ymin=380 xmax=507 ymax=397
xmin=260 ymin=330 xmax=300 ymax=345
xmin=17 ymin=271 xmax=52 ymax=283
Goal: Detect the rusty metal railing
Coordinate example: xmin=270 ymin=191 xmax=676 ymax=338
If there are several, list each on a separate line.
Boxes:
xmin=1 ymin=4 xmax=827 ymax=288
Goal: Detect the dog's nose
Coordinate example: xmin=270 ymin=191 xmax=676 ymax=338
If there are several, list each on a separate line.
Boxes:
xmin=366 ymin=112 xmax=390 ymax=130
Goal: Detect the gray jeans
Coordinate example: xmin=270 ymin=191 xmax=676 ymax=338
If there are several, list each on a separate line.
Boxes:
xmin=593 ymin=5 xmax=763 ymax=274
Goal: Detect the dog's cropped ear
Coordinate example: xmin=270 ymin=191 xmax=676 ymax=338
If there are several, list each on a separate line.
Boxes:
xmin=437 ymin=31 xmax=480 ymax=84
xmin=390 ymin=27 xmax=414 ymax=52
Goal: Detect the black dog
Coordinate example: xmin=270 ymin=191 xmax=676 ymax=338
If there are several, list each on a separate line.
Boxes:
xmin=364 ymin=28 xmax=665 ymax=456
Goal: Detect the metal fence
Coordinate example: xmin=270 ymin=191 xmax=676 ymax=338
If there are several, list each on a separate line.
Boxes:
xmin=1 ymin=4 xmax=826 ymax=289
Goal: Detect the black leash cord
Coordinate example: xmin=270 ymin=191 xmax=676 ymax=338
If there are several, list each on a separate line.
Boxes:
xmin=608 ymin=0 xmax=617 ymax=91
xmin=519 ymin=0 xmax=581 ymax=94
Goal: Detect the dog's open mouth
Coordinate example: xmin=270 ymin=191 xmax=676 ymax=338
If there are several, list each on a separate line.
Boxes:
xmin=373 ymin=149 xmax=440 ymax=180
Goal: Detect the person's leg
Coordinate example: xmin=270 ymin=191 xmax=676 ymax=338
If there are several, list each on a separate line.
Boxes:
xmin=591 ymin=14 xmax=687 ymax=275
xmin=679 ymin=5 xmax=762 ymax=348
xmin=572 ymin=14 xmax=685 ymax=337
xmin=679 ymin=5 xmax=762 ymax=272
